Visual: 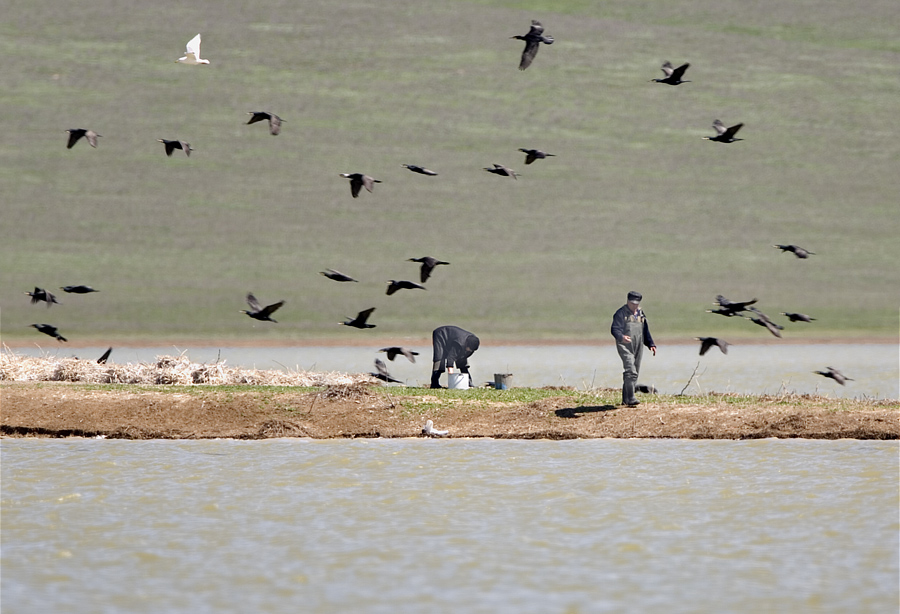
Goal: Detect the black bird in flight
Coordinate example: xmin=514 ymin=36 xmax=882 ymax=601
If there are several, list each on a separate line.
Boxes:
xmin=241 ymin=293 xmax=284 ymax=322
xmin=379 ymin=346 xmax=419 ymax=363
xmin=651 ymin=61 xmax=690 ymax=85
xmin=813 ymin=367 xmax=853 ymax=386
xmin=745 ymin=309 xmax=784 ymax=338
xmin=61 ymin=285 xmax=98 ymax=294
xmin=386 ymin=280 xmax=427 ymax=296
xmin=97 ymin=347 xmax=113 ymax=364
xmin=158 ymin=139 xmax=192 ymax=156
xmin=25 ymin=287 xmax=59 ymax=307
xmin=511 ymin=20 xmax=554 ymax=70
xmin=518 ymin=148 xmax=555 ymax=165
xmin=401 ymin=164 xmax=438 ymax=176
xmin=483 ymin=163 xmax=518 ymax=179
xmin=696 ymin=337 xmax=729 ymax=356
xmin=66 ymin=128 xmax=101 ymax=149
xmin=246 ymin=111 xmax=283 ymax=135
xmin=706 ymin=295 xmax=757 ymax=317
xmin=773 ymin=244 xmax=815 ymax=259
xmin=30 ymin=323 xmax=67 ymax=342
xmin=408 ymin=256 xmax=450 ymax=283
xmin=339 ymin=173 xmax=381 ymax=198
xmin=320 ymin=269 xmax=358 ymax=283
xmin=371 ymin=358 xmax=403 ymax=384
xmin=341 ymin=308 xmax=376 ymax=329
xmin=782 ymin=312 xmax=816 ymax=323
xmin=703 ymin=120 xmax=743 ymax=143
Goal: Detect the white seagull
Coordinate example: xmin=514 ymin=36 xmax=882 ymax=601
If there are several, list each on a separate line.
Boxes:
xmin=176 ymin=34 xmax=209 ymax=65
xmin=422 ymin=420 xmax=448 ymax=437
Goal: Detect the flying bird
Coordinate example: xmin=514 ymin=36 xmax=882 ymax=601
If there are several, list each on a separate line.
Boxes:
xmin=773 ymin=244 xmax=815 ymax=259
xmin=97 ymin=347 xmax=113 ymax=364
xmin=25 ymin=287 xmax=59 ymax=307
xmin=696 ymin=337 xmax=729 ymax=356
xmin=386 ymin=280 xmax=426 ymax=296
xmin=371 ymin=358 xmax=403 ymax=384
xmin=706 ymin=295 xmax=757 ymax=317
xmin=746 ymin=315 xmax=783 ymax=338
xmin=782 ymin=312 xmax=816 ymax=323
xmin=30 ymin=324 xmax=67 ymax=342
xmin=66 ymin=129 xmax=101 ymax=149
xmin=176 ymin=33 xmax=209 ymax=65
xmin=651 ymin=61 xmax=691 ymax=85
xmin=401 ymin=164 xmax=438 ymax=176
xmin=483 ymin=163 xmax=518 ymax=179
xmin=341 ymin=308 xmax=376 ymax=329
xmin=60 ymin=285 xmax=98 ymax=294
xmin=511 ymin=20 xmax=554 ymax=70
xmin=379 ymin=346 xmax=419 ymax=363
xmin=814 ymin=367 xmax=853 ymax=386
xmin=158 ymin=139 xmax=192 ymax=157
xmin=407 ymin=256 xmax=450 ymax=283
xmin=422 ymin=419 xmax=448 ymax=437
xmin=518 ymin=148 xmax=555 ymax=165
xmin=247 ymin=111 xmax=283 ymax=135
xmin=320 ymin=269 xmax=358 ymax=283
xmin=240 ymin=293 xmax=284 ymax=322
xmin=703 ymin=119 xmax=743 ymax=143
xmin=340 ymin=173 xmax=381 ymax=198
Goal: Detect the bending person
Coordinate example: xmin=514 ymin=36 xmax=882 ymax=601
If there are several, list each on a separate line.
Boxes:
xmin=430 ymin=325 xmax=480 ymax=388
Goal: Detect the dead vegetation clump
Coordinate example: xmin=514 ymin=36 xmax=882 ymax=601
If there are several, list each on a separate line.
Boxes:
xmin=319 ymin=382 xmax=378 ymax=400
xmin=0 ymin=349 xmax=373 ymax=387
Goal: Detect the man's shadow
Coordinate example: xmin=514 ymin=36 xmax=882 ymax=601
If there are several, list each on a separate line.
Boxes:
xmin=555 ymin=404 xmax=617 ymax=418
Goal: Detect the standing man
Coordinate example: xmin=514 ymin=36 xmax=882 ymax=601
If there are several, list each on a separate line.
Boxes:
xmin=610 ymin=291 xmax=657 ymax=407
xmin=430 ymin=325 xmax=480 ymax=388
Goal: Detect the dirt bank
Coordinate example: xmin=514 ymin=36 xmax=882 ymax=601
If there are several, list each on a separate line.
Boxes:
xmin=2 ymin=383 xmax=897 ymax=440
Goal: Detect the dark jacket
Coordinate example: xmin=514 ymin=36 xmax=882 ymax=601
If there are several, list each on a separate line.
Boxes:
xmin=432 ymin=325 xmax=480 ymax=369
xmin=610 ymin=305 xmax=655 ymax=348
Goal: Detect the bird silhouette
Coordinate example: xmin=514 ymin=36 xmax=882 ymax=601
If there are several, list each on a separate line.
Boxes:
xmin=340 ymin=173 xmax=381 ymax=198
xmin=176 ymin=33 xmax=209 ymax=64
xmin=320 ymin=269 xmax=358 ymax=283
xmin=745 ymin=311 xmax=784 ymax=338
xmin=158 ymin=139 xmax=192 ymax=156
xmin=379 ymin=347 xmax=419 ymax=363
xmin=407 ymin=256 xmax=450 ymax=283
xmin=401 ymin=164 xmax=438 ymax=176
xmin=814 ymin=367 xmax=853 ymax=386
xmin=30 ymin=324 xmax=67 ymax=342
xmin=247 ymin=111 xmax=283 ymax=135
xmin=66 ymin=129 xmax=101 ymax=149
xmin=25 ymin=287 xmax=59 ymax=307
xmin=703 ymin=119 xmax=743 ymax=143
xmin=651 ymin=61 xmax=690 ymax=85
xmin=386 ymin=280 xmax=426 ymax=296
xmin=240 ymin=293 xmax=284 ymax=322
xmin=97 ymin=347 xmax=113 ymax=364
xmin=370 ymin=358 xmax=403 ymax=383
xmin=422 ymin=419 xmax=448 ymax=437
xmin=483 ymin=163 xmax=518 ymax=179
xmin=782 ymin=312 xmax=816 ymax=323
xmin=707 ymin=295 xmax=757 ymax=317
xmin=518 ymin=148 xmax=555 ymax=165
xmin=60 ymin=285 xmax=98 ymax=294
xmin=342 ymin=308 xmax=376 ymax=329
xmin=511 ymin=20 xmax=553 ymax=70
xmin=773 ymin=244 xmax=815 ymax=259
xmin=696 ymin=337 xmax=729 ymax=356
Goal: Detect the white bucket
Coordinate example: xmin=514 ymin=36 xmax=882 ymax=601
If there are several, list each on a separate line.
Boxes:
xmin=447 ymin=372 xmax=469 ymax=390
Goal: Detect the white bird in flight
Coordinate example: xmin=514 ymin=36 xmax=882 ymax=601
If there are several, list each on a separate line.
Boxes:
xmin=422 ymin=420 xmax=448 ymax=437
xmin=176 ymin=34 xmax=209 ymax=65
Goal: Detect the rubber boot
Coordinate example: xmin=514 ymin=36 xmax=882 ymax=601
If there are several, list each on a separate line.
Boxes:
xmin=622 ymin=379 xmax=639 ymax=407
xmin=430 ymin=370 xmax=443 ymax=389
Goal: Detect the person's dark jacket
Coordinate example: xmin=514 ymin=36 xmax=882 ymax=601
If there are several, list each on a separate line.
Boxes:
xmin=432 ymin=325 xmax=480 ymax=370
xmin=610 ymin=305 xmax=655 ymax=348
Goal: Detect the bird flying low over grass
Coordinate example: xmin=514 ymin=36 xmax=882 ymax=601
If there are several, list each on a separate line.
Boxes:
xmin=340 ymin=173 xmax=381 ymax=198
xmin=241 ymin=293 xmax=284 ymax=322
xmin=371 ymin=358 xmax=403 ymax=384
xmin=61 ymin=285 xmax=98 ymax=294
xmin=703 ymin=119 xmax=743 ymax=143
xmin=401 ymin=164 xmax=438 ymax=176
xmin=483 ymin=163 xmax=518 ymax=179
xmin=407 ymin=256 xmax=449 ymax=283
xmin=320 ymin=269 xmax=358 ymax=282
xmin=696 ymin=337 xmax=729 ymax=356
xmin=782 ymin=312 xmax=816 ymax=323
xmin=706 ymin=295 xmax=757 ymax=317
xmin=378 ymin=346 xmax=419 ymax=363
xmin=247 ymin=111 xmax=283 ymax=135
xmin=176 ymin=34 xmax=209 ymax=64
xmin=386 ymin=280 xmax=426 ymax=295
xmin=512 ymin=20 xmax=553 ymax=70
xmin=66 ymin=129 xmax=101 ymax=149
xmin=30 ymin=324 xmax=67 ymax=342
xmin=773 ymin=244 xmax=815 ymax=259
xmin=518 ymin=148 xmax=555 ymax=165
xmin=341 ymin=308 xmax=376 ymax=329
xmin=25 ymin=287 xmax=59 ymax=307
xmin=745 ymin=307 xmax=784 ymax=338
xmin=814 ymin=367 xmax=853 ymax=386
xmin=158 ymin=139 xmax=192 ymax=157
xmin=651 ymin=61 xmax=691 ymax=85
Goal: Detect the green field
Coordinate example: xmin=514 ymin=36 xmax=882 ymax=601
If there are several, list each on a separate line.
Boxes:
xmin=2 ymin=0 xmax=898 ymax=343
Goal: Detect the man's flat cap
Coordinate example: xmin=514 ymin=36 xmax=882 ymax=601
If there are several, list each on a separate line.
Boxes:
xmin=627 ymin=291 xmax=642 ymax=303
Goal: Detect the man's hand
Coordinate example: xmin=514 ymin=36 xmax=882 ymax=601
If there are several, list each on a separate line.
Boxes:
xmin=650 ymin=346 xmax=657 ymax=356
xmin=622 ymin=335 xmax=631 ymax=343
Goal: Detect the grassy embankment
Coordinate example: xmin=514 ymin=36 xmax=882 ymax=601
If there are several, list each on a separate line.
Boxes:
xmin=2 ymin=0 xmax=898 ymax=344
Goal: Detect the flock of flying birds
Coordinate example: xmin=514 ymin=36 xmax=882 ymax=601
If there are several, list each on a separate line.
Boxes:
xmin=32 ymin=22 xmax=851 ymax=388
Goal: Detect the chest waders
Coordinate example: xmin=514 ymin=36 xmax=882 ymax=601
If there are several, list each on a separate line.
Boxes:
xmin=616 ymin=314 xmax=644 ymax=405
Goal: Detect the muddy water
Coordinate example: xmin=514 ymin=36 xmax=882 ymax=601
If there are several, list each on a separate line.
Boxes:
xmin=2 ymin=439 xmax=897 ymax=613
xmin=15 ymin=343 xmax=899 ymax=399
